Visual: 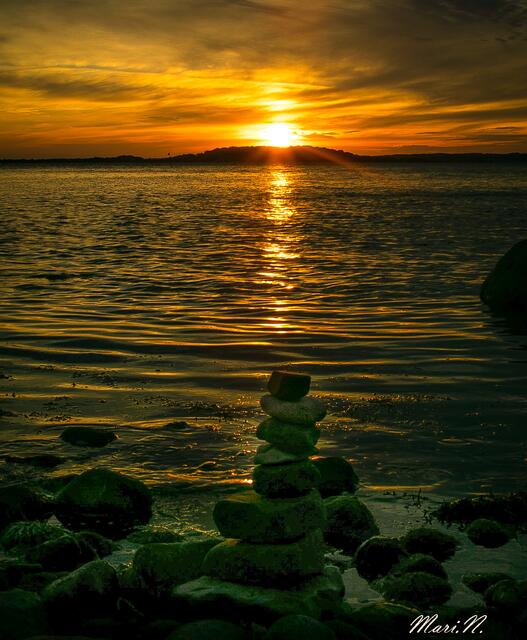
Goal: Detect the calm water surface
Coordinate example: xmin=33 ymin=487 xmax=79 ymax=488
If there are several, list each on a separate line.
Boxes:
xmin=1 ymin=163 xmax=526 ymax=512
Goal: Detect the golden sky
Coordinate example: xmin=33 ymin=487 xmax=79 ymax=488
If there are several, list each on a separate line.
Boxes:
xmin=1 ymin=0 xmax=527 ymax=158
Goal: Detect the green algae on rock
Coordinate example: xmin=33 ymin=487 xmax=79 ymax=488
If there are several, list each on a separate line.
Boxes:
xmin=0 ymin=485 xmax=54 ymax=530
xmin=254 ymin=444 xmax=313 ymax=465
xmin=354 ymin=536 xmax=406 ymax=582
xmin=345 ymin=602 xmax=420 ymax=640
xmin=167 ymin=619 xmax=246 ymax=640
xmin=252 ymin=460 xmax=321 ymax=498
xmin=381 ymin=571 xmax=452 ymax=609
xmin=263 ymin=614 xmax=335 ymax=640
xmin=0 ymin=588 xmax=49 ymax=640
xmin=312 ymin=457 xmax=359 ymax=497
xmin=213 ymin=490 xmax=325 ymax=543
xmin=0 ymin=521 xmax=67 ymax=555
xmin=462 ymin=571 xmax=513 ymax=594
xmin=400 ymin=527 xmax=458 ymax=561
xmin=465 ymin=518 xmax=513 ymax=548
xmin=323 ymin=495 xmax=379 ymax=553
xmin=390 ymin=553 xmax=447 ymax=580
xmin=256 ymin=418 xmax=320 ymax=455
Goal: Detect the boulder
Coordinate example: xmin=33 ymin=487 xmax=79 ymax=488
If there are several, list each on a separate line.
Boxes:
xmin=381 ymin=571 xmax=452 ymax=609
xmin=263 ymin=615 xmax=335 ymax=640
xmin=312 ymin=457 xmax=359 ymax=497
xmin=480 ymin=239 xmax=527 ymax=312
xmin=254 ymin=445 xmax=310 ymax=466
xmin=0 ymin=485 xmax=54 ymax=530
xmin=400 ymin=527 xmax=457 ymax=561
xmin=132 ymin=538 xmax=221 ymax=594
xmin=54 ymin=468 xmax=152 ymax=538
xmin=462 ymin=572 xmax=513 ymax=594
xmin=260 ymin=395 xmax=327 ymax=426
xmin=167 ymin=619 xmax=246 ymax=640
xmin=213 ymin=490 xmax=325 ymax=543
xmin=60 ymin=426 xmax=117 ymax=448
xmin=203 ymin=531 xmax=325 ymax=586
xmin=42 ymin=560 xmax=118 ymax=625
xmin=465 ymin=518 xmax=512 ymax=548
xmin=391 ymin=553 xmax=447 ymax=579
xmin=252 ymin=461 xmax=321 ymax=498
xmin=256 ymin=418 xmax=320 ymax=455
xmin=25 ymin=533 xmax=98 ymax=571
xmin=171 ymin=566 xmax=344 ymax=623
xmin=0 ymin=559 xmax=44 ymax=590
xmin=323 ymin=496 xmax=379 ymax=553
xmin=354 ymin=536 xmax=406 ymax=582
xmin=484 ymin=579 xmax=524 ymax=613
xmin=346 ymin=602 xmax=420 ymax=640
xmin=267 ymin=371 xmax=311 ymax=401
xmin=0 ymin=589 xmax=49 ymax=639
xmin=17 ymin=571 xmax=69 ymax=594
xmin=1 ymin=521 xmax=67 ymax=555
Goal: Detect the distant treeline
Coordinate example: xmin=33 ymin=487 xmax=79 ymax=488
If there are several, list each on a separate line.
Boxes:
xmin=2 ymin=145 xmax=527 ymax=165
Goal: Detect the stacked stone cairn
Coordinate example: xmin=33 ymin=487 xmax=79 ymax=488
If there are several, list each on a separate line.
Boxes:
xmin=202 ymin=371 xmax=330 ymax=588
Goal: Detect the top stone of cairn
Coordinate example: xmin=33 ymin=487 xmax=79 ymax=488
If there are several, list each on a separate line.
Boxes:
xmin=267 ymin=370 xmax=311 ymax=401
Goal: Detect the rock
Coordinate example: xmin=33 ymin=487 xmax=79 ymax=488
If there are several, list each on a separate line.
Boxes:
xmin=75 ymin=530 xmax=115 ymax=557
xmin=312 ymin=457 xmax=358 ymax=497
xmin=0 ymin=589 xmax=49 ymax=639
xmin=1 ymin=521 xmax=67 ymax=554
xmin=267 ymin=371 xmax=311 ymax=401
xmin=434 ymin=490 xmax=527 ymax=528
xmin=254 ymin=444 xmax=310 ymax=466
xmin=484 ymin=579 xmax=523 ymax=613
xmin=17 ymin=571 xmax=69 ymax=593
xmin=60 ymin=426 xmax=117 ymax=448
xmin=54 ymin=468 xmax=152 ymax=538
xmin=462 ymin=572 xmax=513 ymax=594
xmin=400 ymin=527 xmax=457 ymax=561
xmin=0 ymin=485 xmax=54 ymax=530
xmin=354 ymin=536 xmax=406 ymax=581
xmin=391 ymin=553 xmax=447 ymax=579
xmin=381 ymin=571 xmax=452 ymax=609
xmin=213 ymin=490 xmax=325 ymax=543
xmin=167 ymin=619 xmax=246 ymax=640
xmin=260 ymin=395 xmax=327 ymax=426
xmin=203 ymin=531 xmax=325 ymax=587
xmin=263 ymin=615 xmax=335 ymax=640
xmin=25 ymin=533 xmax=98 ymax=571
xmin=324 ymin=619 xmax=371 ymax=640
xmin=256 ymin=418 xmax=320 ymax=455
xmin=252 ymin=461 xmax=321 ymax=498
xmin=481 ymin=239 xmax=527 ymax=312
xmin=323 ymin=496 xmax=379 ymax=553
xmin=132 ymin=538 xmax=221 ymax=594
xmin=346 ymin=602 xmax=420 ymax=640
xmin=3 ymin=454 xmax=63 ymax=469
xmin=42 ymin=560 xmax=118 ymax=624
xmin=0 ymin=559 xmax=44 ymax=590
xmin=127 ymin=525 xmax=185 ymax=544
xmin=465 ymin=518 xmax=513 ymax=548
xmin=172 ymin=566 xmax=344 ymax=623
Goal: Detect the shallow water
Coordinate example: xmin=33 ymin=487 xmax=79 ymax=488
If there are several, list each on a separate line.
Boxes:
xmin=1 ymin=162 xmax=526 ymax=505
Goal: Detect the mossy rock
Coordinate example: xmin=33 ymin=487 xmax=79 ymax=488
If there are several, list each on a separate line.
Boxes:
xmin=172 ymin=566 xmax=344 ymax=624
xmin=254 ymin=444 xmax=315 ymax=466
xmin=203 ymin=531 xmax=325 ymax=587
xmin=132 ymin=538 xmax=221 ymax=594
xmin=0 ymin=559 xmax=44 ymax=590
xmin=17 ymin=571 xmax=69 ymax=593
xmin=312 ymin=457 xmax=359 ymax=497
xmin=0 ymin=485 xmax=54 ymax=530
xmin=252 ymin=461 xmax=321 ymax=498
xmin=401 ymin=527 xmax=457 ymax=561
xmin=60 ymin=426 xmax=117 ymax=447
xmin=391 ymin=553 xmax=447 ymax=580
xmin=127 ymin=524 xmax=185 ymax=544
xmin=323 ymin=496 xmax=379 ymax=553
xmin=167 ymin=619 xmax=246 ymax=640
xmin=0 ymin=521 xmax=67 ymax=555
xmin=481 ymin=239 xmax=527 ymax=311
xmin=465 ymin=518 xmax=513 ymax=548
xmin=0 ymin=588 xmax=49 ymax=639
xmin=354 ymin=536 xmax=406 ymax=581
xmin=381 ymin=571 xmax=452 ymax=609
xmin=434 ymin=491 xmax=527 ymax=529
xmin=324 ymin=619 xmax=371 ymax=640
xmin=213 ymin=490 xmax=325 ymax=543
xmin=54 ymin=468 xmax=152 ymax=538
xmin=256 ymin=418 xmax=320 ymax=455
xmin=25 ymin=530 xmax=114 ymax=571
xmin=346 ymin=602 xmax=420 ymax=640
xmin=484 ymin=579 xmax=524 ymax=613
xmin=462 ymin=572 xmax=513 ymax=594
xmin=263 ymin=615 xmax=335 ymax=640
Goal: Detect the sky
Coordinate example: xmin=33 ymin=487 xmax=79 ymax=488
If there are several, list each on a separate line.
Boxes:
xmin=1 ymin=0 xmax=526 ymax=157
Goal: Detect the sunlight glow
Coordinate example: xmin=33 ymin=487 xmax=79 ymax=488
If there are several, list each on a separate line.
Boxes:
xmin=259 ymin=123 xmax=300 ymax=147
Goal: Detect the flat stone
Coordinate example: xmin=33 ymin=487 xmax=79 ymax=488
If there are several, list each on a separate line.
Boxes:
xmin=254 ymin=444 xmax=311 ymax=466
xmin=213 ymin=490 xmax=325 ymax=543
xmin=203 ymin=531 xmax=325 ymax=587
xmin=257 ymin=418 xmax=320 ymax=454
xmin=267 ymin=371 xmax=311 ymax=401
xmin=261 ymin=395 xmax=326 ymax=426
xmin=253 ymin=461 xmax=321 ymax=498
xmin=171 ymin=566 xmax=344 ymax=624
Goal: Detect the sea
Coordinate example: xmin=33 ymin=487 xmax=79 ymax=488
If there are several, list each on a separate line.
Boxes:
xmin=1 ymin=162 xmax=527 ymax=540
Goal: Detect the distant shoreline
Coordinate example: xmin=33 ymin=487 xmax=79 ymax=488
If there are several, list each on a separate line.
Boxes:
xmin=1 ymin=145 xmax=527 ymax=165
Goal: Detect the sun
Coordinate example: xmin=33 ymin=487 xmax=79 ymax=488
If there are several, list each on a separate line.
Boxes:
xmin=259 ymin=123 xmax=300 ymax=147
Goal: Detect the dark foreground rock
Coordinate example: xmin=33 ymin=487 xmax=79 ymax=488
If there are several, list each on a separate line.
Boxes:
xmin=381 ymin=571 xmax=452 ymax=609
xmin=390 ymin=553 xmax=447 ymax=579
xmin=25 ymin=531 xmax=114 ymax=571
xmin=345 ymin=602 xmax=420 ymax=640
xmin=0 ymin=521 xmax=67 ymax=554
xmin=0 ymin=589 xmax=49 ymax=639
xmin=465 ymin=518 xmax=513 ymax=548
xmin=172 ymin=565 xmax=344 ymax=623
xmin=481 ymin=239 xmax=527 ymax=312
xmin=323 ymin=495 xmax=379 ymax=553
xmin=54 ymin=468 xmax=152 ymax=538
xmin=167 ymin=619 xmax=246 ymax=640
xmin=312 ymin=457 xmax=359 ymax=497
xmin=462 ymin=571 xmax=513 ymax=594
xmin=263 ymin=614 xmax=335 ymax=640
xmin=400 ymin=527 xmax=457 ymax=561
xmin=0 ymin=485 xmax=54 ymax=530
xmin=354 ymin=536 xmax=406 ymax=581
xmin=60 ymin=426 xmax=117 ymax=447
